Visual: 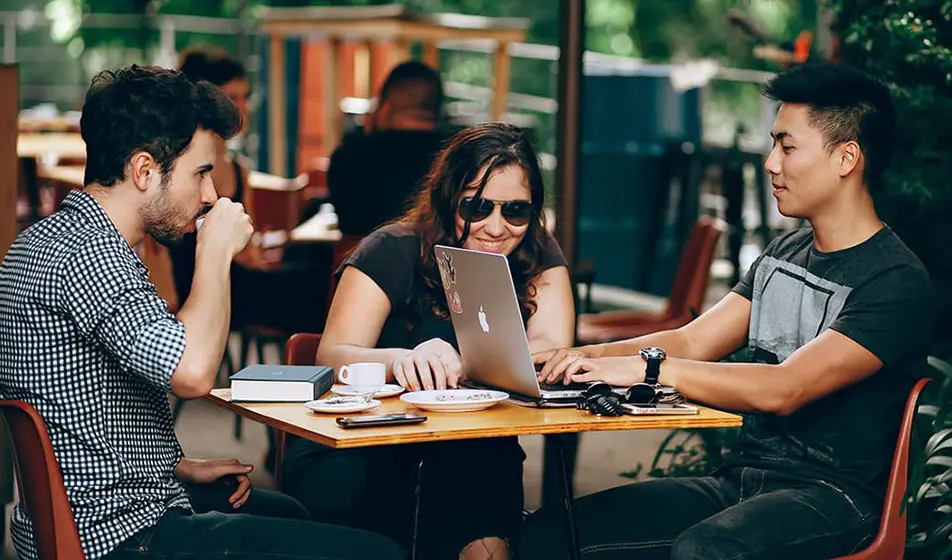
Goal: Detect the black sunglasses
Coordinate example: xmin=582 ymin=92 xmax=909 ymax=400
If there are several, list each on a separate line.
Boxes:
xmin=578 ymin=382 xmax=684 ymax=416
xmin=458 ymin=197 xmax=534 ymax=227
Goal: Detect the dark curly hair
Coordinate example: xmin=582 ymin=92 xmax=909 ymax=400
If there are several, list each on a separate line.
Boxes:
xmin=399 ymin=122 xmax=549 ymax=325
xmin=80 ymin=64 xmax=242 ymax=187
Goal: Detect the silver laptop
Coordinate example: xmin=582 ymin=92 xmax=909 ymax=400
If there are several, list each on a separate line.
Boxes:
xmin=434 ymin=244 xmax=595 ymax=407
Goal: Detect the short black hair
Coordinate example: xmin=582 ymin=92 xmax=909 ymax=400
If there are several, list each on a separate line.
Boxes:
xmin=762 ymin=63 xmax=897 ymax=191
xmin=378 ymin=60 xmax=444 ymax=115
xmin=80 ymin=65 xmax=242 ymax=187
xmin=178 ymin=47 xmax=246 ymax=87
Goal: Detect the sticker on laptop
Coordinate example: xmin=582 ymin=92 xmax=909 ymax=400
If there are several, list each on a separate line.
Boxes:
xmin=449 ymin=291 xmax=463 ymax=314
xmin=437 ymin=251 xmax=457 ymax=289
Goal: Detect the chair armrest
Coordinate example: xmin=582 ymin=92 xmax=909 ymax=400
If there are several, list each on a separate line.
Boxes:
xmin=576 ymin=314 xmax=691 ymax=345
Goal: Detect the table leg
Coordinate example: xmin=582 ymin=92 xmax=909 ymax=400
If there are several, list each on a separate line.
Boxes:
xmin=543 ymin=433 xmax=578 ymax=508
xmin=411 ymin=458 xmax=424 ymax=560
xmin=553 ymin=434 xmax=582 ymax=560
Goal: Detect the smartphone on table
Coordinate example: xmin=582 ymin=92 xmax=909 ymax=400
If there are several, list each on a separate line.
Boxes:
xmin=620 ymin=403 xmax=699 ymax=416
xmin=336 ymin=413 xmax=428 ymax=429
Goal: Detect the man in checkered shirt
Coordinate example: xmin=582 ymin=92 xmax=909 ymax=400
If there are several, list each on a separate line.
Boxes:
xmin=0 ymin=65 xmax=402 ymax=560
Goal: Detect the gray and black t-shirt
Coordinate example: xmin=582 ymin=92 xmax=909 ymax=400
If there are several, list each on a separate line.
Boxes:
xmin=730 ymin=225 xmax=933 ymax=505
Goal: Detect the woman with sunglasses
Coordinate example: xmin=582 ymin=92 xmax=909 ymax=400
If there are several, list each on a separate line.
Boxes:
xmin=280 ymin=122 xmax=575 ymax=559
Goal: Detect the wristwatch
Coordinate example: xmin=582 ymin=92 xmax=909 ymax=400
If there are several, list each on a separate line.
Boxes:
xmin=639 ymin=347 xmax=667 ymax=385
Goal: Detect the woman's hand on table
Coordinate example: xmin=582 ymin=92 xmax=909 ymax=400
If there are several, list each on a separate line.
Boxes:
xmin=391 ymin=338 xmax=462 ymax=392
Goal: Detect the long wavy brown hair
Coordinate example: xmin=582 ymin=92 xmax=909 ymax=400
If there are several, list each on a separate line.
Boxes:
xmin=399 ymin=122 xmax=550 ymax=326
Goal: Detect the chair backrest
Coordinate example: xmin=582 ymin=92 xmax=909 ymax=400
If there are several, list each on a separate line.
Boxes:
xmin=273 ymin=333 xmax=323 ymax=490
xmin=285 ymin=333 xmax=323 ymax=366
xmin=836 ymin=377 xmax=930 ymax=560
xmin=0 ymin=400 xmax=85 ymax=559
xmin=305 ymin=163 xmax=328 ymax=190
xmin=301 ymin=166 xmax=330 ymax=207
xmin=665 ymin=218 xmax=725 ymax=319
xmin=249 ymin=187 xmax=303 ymax=234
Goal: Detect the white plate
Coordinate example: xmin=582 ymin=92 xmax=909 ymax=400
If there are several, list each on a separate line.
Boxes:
xmin=331 ymin=384 xmax=405 ymax=399
xmin=305 ymin=397 xmax=382 ymax=414
xmin=399 ymin=389 xmax=509 ymax=413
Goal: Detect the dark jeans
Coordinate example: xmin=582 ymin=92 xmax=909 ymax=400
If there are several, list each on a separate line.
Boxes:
xmin=104 ymin=480 xmax=404 ymax=559
xmin=519 ymin=467 xmax=881 ymax=560
xmin=281 ymin=435 xmax=526 ymax=559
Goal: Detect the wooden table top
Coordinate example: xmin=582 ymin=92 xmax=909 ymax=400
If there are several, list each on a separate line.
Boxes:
xmin=19 ymin=114 xmax=80 ymax=132
xmin=37 ymin=165 xmax=84 ymax=185
xmin=36 ymin=165 xmax=305 ymax=195
xmin=20 ymin=136 xmax=306 ymax=194
xmin=206 ymin=388 xmax=742 ymax=449
xmin=289 ymin=212 xmax=342 ymax=243
xmin=18 ymin=133 xmax=86 ymax=160
xmin=247 ymin=170 xmax=309 ymax=191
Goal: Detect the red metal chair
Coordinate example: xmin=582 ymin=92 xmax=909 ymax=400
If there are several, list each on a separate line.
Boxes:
xmin=576 ymin=218 xmax=725 ymax=344
xmin=0 ymin=400 xmax=84 ymax=559
xmin=270 ymin=332 xmax=324 ymax=490
xmin=302 ymin=161 xmax=330 ymax=203
xmin=835 ymin=377 xmax=930 ymax=559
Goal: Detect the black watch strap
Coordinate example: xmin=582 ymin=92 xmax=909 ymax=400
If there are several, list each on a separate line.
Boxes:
xmin=644 ymin=359 xmax=661 ymax=385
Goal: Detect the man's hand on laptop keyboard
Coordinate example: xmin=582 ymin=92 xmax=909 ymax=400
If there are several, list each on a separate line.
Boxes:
xmin=534 ymin=347 xmax=595 ymax=384
xmin=392 ymin=338 xmax=462 ymax=392
xmin=535 ymin=347 xmax=643 ymax=388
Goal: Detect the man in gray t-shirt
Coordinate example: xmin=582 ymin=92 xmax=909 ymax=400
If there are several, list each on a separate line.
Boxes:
xmin=730 ymin=224 xmax=930 ymax=507
xmin=522 ymin=63 xmax=933 ymax=560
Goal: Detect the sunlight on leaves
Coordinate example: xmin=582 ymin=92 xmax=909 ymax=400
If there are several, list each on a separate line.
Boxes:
xmin=44 ymin=0 xmax=82 ymax=43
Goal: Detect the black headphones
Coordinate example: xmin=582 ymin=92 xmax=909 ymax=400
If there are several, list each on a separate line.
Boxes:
xmin=577 ymin=382 xmax=625 ymax=416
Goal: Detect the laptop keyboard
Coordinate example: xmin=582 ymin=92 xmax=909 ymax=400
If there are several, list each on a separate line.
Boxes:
xmin=540 ymin=382 xmax=591 ymax=393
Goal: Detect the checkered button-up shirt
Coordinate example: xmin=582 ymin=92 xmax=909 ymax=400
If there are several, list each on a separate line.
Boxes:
xmin=0 ymin=190 xmax=192 ymax=560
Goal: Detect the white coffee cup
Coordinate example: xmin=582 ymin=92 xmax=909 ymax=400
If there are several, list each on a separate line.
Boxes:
xmin=338 ymin=362 xmax=386 ymax=386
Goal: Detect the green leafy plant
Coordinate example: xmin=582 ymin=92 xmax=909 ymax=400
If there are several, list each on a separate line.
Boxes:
xmin=906 ymin=357 xmax=952 ymax=559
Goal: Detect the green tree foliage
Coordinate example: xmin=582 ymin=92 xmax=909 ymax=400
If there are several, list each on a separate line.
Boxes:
xmin=64 ymin=0 xmax=813 ymax=61
xmin=634 ymin=0 xmax=808 ymax=65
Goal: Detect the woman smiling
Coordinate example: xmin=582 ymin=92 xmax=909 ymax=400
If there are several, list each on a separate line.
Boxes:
xmin=281 ymin=122 xmax=575 ymax=559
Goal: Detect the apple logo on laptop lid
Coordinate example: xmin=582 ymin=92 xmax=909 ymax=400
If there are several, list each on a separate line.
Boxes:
xmin=478 ymin=306 xmax=490 ymax=333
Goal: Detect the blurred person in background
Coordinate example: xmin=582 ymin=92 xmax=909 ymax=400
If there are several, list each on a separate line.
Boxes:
xmin=325 ymin=60 xmax=450 ymax=236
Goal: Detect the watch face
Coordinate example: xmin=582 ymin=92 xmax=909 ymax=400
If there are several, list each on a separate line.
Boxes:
xmin=640 ymin=347 xmax=666 ymax=361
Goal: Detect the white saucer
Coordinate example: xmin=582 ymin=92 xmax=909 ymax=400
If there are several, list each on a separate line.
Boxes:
xmin=305 ymin=397 xmax=382 ymax=414
xmin=399 ymin=389 xmax=509 ymax=413
xmin=331 ymin=384 xmax=405 ymax=399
